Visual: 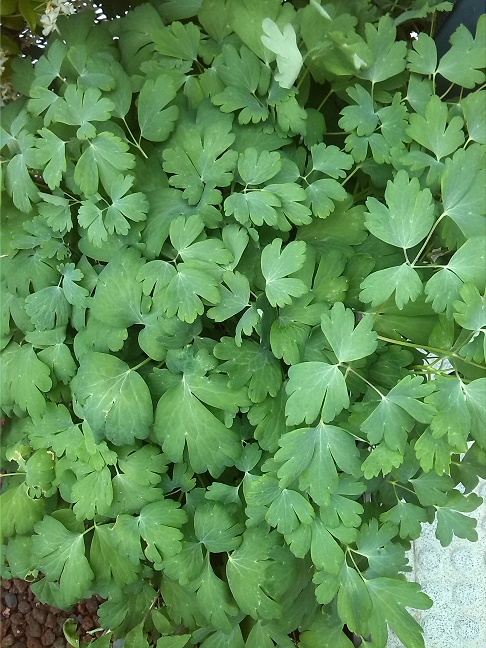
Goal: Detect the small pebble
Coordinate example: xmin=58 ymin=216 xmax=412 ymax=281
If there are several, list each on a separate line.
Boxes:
xmin=40 ymin=630 xmax=56 ymax=647
xmin=53 ymin=638 xmax=65 ymax=648
xmin=26 ymin=620 xmax=42 ymax=639
xmin=4 ymin=593 xmax=17 ymax=609
xmin=1 ymin=579 xmax=12 ymax=590
xmin=32 ymin=608 xmax=47 ymax=625
xmin=10 ymin=627 xmax=22 ymax=639
xmin=18 ymin=600 xmax=31 ymax=614
xmin=12 ymin=579 xmax=28 ymax=593
xmin=80 ymin=617 xmax=94 ymax=632
xmin=1 ymin=637 xmax=15 ymax=648
xmin=85 ymin=599 xmax=98 ymax=614
xmin=27 ymin=639 xmax=42 ymax=648
xmin=45 ymin=614 xmax=57 ymax=629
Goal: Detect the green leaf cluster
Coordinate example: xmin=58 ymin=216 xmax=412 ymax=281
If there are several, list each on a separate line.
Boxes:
xmin=1 ymin=2 xmax=485 ymax=648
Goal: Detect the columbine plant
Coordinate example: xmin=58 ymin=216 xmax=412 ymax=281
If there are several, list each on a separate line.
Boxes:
xmin=1 ymin=1 xmax=485 ymax=647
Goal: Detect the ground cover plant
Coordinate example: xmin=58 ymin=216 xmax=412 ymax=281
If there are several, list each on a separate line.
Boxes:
xmin=1 ymin=1 xmax=485 ymax=646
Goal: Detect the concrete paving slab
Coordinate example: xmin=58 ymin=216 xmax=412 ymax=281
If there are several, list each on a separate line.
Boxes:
xmin=388 ymin=479 xmax=486 ymax=648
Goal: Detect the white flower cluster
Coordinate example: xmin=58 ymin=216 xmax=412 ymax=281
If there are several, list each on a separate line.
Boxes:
xmin=40 ymin=0 xmax=75 ymax=36
xmin=0 ymin=48 xmax=8 ymax=76
xmin=0 ymin=80 xmax=18 ymax=107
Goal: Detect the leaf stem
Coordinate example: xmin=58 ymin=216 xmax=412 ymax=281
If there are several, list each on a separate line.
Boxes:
xmin=122 ymin=118 xmax=148 ymax=159
xmin=0 ymin=472 xmax=25 ymax=478
xmin=411 ymin=213 xmax=446 ymax=266
xmin=376 ymin=335 xmax=486 ymax=371
xmin=131 ymin=356 xmax=152 ymax=371
xmin=317 ymin=89 xmax=334 ymax=112
xmin=345 ymin=366 xmax=385 ymax=398
xmin=341 ymin=165 xmax=361 ymax=186
xmin=439 ymin=82 xmax=455 ymax=100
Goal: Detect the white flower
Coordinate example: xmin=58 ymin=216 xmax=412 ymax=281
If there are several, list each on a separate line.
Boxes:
xmin=40 ymin=1 xmax=74 ymax=35
xmin=0 ymin=81 xmax=18 ymax=107
xmin=40 ymin=7 xmax=61 ymax=36
xmin=0 ymin=48 xmax=9 ymax=76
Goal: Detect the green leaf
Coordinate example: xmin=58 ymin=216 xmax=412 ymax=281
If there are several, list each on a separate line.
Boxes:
xmin=25 ymin=286 xmax=70 ymax=331
xmin=306 ymin=179 xmax=347 ymax=218
xmin=137 ymin=500 xmax=187 ymax=567
xmin=261 ymin=239 xmax=307 ymax=307
xmin=337 ymin=565 xmax=371 ymax=636
xmin=435 ymin=490 xmax=482 ymax=546
xmin=286 ymin=362 xmax=349 ymax=425
xmin=34 ymin=128 xmax=66 ymax=190
xmin=360 ymin=263 xmax=423 ymax=310
xmin=138 ymin=74 xmax=179 ymax=142
xmin=361 ymin=376 xmax=436 ymax=452
xmin=72 ymin=467 xmax=113 ymax=520
xmin=194 ymin=501 xmax=243 ymax=552
xmin=454 ymin=283 xmax=486 ymax=332
xmin=320 ymin=302 xmax=377 ymax=362
xmin=364 ymin=170 xmax=434 ymax=249
xmin=0 ymin=482 xmax=45 ymax=538
xmin=366 ymin=577 xmax=432 ymax=648
xmin=380 ymin=501 xmax=427 ymax=540
xmin=407 ymin=95 xmax=464 ymax=159
xmin=207 ymin=271 xmax=250 ymax=321
xmin=54 ymin=85 xmax=115 ymax=139
xmin=105 ymin=175 xmax=149 ymax=235
xmin=5 ymin=150 xmax=40 ymax=214
xmin=162 ymin=118 xmax=237 ymax=205
xmin=358 ymin=15 xmax=407 ymax=83
xmin=275 ymin=422 xmax=361 ymax=505
xmin=237 ymin=148 xmax=281 ymax=185
xmin=90 ymin=523 xmax=140 ymax=588
xmin=155 ymin=20 xmax=200 ymax=61
xmin=214 ymin=337 xmax=282 ymax=403
xmin=226 ymin=527 xmax=282 ymax=621
xmin=2 ymin=343 xmax=52 ymax=420
xmin=436 ymin=19 xmax=486 ymax=88
xmin=261 ymin=18 xmax=303 ymax=89
xmin=74 ymin=132 xmax=135 ymax=195
xmin=32 ymin=516 xmax=94 ymax=605
xmin=90 ymin=247 xmax=144 ymax=328
xmin=71 ymin=352 xmax=154 ymax=445
xmin=339 ymin=85 xmax=378 ymax=137
xmin=310 ymin=143 xmax=354 ymax=179
xmin=407 ymin=32 xmax=437 ymax=75
xmin=264 ymin=488 xmax=315 ymax=535
xmin=441 ymin=146 xmax=486 ymax=238
xmin=154 ymin=380 xmax=242 ymax=476
xmin=225 ymin=189 xmax=281 ymax=227
xmin=196 ymin=557 xmax=239 ymax=633
xmin=461 ymin=90 xmax=486 ymax=144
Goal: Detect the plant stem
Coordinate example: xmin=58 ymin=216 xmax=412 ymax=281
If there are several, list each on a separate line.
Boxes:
xmin=123 ymin=118 xmax=148 ymax=159
xmin=376 ymin=335 xmax=486 ymax=371
xmin=346 ymin=366 xmax=385 ymax=398
xmin=317 ymin=89 xmax=334 ymax=111
xmin=411 ymin=213 xmax=446 ymax=266
xmin=131 ymin=356 xmax=153 ymax=371
xmin=341 ymin=165 xmax=361 ymax=186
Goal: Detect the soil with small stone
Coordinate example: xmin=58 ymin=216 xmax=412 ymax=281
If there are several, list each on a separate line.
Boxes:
xmin=1 ymin=578 xmax=104 ymax=648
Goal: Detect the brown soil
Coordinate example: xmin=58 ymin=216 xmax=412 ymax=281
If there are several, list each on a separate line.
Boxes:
xmin=1 ymin=578 xmax=104 ymax=648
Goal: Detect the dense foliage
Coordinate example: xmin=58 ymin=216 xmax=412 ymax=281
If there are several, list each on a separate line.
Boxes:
xmin=1 ymin=1 xmax=485 ymax=646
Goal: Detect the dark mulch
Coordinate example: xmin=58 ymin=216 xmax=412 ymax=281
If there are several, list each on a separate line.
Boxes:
xmin=1 ymin=578 xmax=103 ymax=648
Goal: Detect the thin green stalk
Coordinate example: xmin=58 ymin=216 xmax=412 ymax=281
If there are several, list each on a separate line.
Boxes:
xmin=131 ymin=356 xmax=153 ymax=371
xmin=411 ymin=213 xmax=446 ymax=266
xmin=345 ymin=365 xmax=385 ymax=398
xmin=376 ymin=335 xmax=486 ymax=371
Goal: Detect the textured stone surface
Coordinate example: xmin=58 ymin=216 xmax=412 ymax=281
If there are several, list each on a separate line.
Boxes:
xmin=388 ymin=479 xmax=486 ymax=648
